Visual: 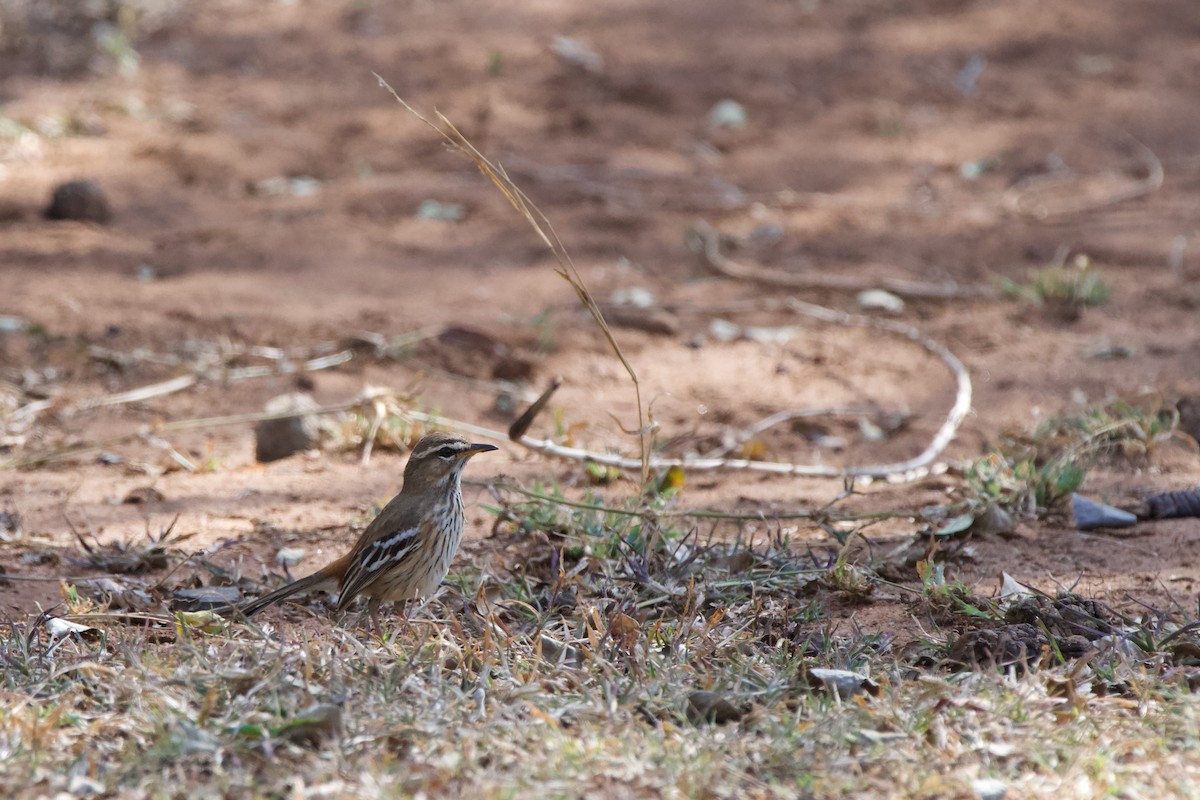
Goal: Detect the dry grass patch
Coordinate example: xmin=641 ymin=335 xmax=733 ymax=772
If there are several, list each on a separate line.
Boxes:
xmin=3 ymin=492 xmax=1200 ymax=798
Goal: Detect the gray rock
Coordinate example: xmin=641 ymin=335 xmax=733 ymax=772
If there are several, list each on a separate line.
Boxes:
xmin=857 ymin=289 xmax=906 ymax=314
xmin=551 ymin=36 xmax=604 ymax=73
xmin=610 ymin=287 xmax=656 ymax=308
xmin=709 ymin=318 xmax=743 ymax=342
xmin=172 ymin=586 xmax=242 ymax=611
xmin=605 ymin=306 xmax=679 ymax=336
xmin=255 ymin=392 xmax=321 ymax=462
xmin=708 ymin=99 xmax=747 ymax=131
xmin=1072 ymin=493 xmax=1137 ymax=530
xmin=414 ymin=199 xmax=465 ymax=221
xmin=972 ymin=777 xmax=1007 ymax=800
xmin=276 ymin=547 xmax=307 ymax=567
xmin=45 ymin=180 xmax=111 ymax=223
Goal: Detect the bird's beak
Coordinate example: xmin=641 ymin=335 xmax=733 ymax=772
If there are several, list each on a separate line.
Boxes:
xmin=460 ymin=442 xmax=499 ymax=458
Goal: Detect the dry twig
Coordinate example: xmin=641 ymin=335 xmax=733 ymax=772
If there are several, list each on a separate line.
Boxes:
xmin=1003 ymin=135 xmax=1164 ymax=221
xmin=688 ymin=220 xmax=993 ymax=300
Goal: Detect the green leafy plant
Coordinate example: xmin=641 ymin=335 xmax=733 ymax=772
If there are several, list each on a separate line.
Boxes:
xmin=999 ymin=254 xmax=1111 ymax=320
xmin=967 ymin=398 xmax=1179 ymax=518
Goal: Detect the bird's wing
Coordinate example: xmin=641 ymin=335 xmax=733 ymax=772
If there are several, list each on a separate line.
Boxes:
xmin=336 ymin=494 xmax=424 ymax=606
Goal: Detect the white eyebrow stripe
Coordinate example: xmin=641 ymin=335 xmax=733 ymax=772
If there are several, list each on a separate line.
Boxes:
xmin=414 ymin=440 xmax=470 ymax=459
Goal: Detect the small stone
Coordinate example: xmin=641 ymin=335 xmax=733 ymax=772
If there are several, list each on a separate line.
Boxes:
xmin=858 ymin=418 xmax=887 ymax=442
xmin=276 ymin=547 xmax=306 ymax=567
xmin=256 ymin=176 xmax=321 ymax=197
xmin=45 ymin=180 xmax=111 ymax=223
xmin=748 ymin=223 xmax=784 ymax=245
xmin=415 ymin=199 xmax=465 ymax=221
xmin=742 ymin=324 xmax=801 ymax=344
xmin=857 ymin=289 xmax=906 ymax=313
xmin=709 ymin=318 xmax=743 ymax=342
xmin=288 ymin=177 xmax=321 ymax=197
xmin=1071 ymin=494 xmax=1137 ymax=530
xmin=959 ymin=159 xmax=997 ymax=180
xmin=550 ymin=36 xmax=604 ymax=73
xmin=123 ymin=486 xmax=164 ymax=505
xmin=255 ymin=393 xmax=321 ymax=463
xmin=610 ymin=287 xmax=656 ymax=308
xmin=972 ymin=777 xmax=1007 ymax=800
xmin=172 ymin=586 xmax=242 ymax=611
xmin=489 ymin=353 xmax=534 ymax=382
xmin=605 ymin=306 xmax=679 ymax=336
xmin=955 ymin=54 xmax=987 ymax=96
xmin=707 ymin=99 xmax=747 ymax=131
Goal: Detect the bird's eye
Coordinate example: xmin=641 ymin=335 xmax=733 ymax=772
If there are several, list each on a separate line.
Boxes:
xmin=436 ymin=446 xmax=457 ymax=458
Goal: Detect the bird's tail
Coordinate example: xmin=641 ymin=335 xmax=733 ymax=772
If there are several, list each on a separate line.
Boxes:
xmin=234 ymin=569 xmax=340 ymax=618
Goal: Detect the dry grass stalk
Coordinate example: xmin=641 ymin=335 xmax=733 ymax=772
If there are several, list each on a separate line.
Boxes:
xmin=374 ymin=75 xmax=651 ymax=483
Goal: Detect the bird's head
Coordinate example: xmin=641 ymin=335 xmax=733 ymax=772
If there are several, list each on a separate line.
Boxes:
xmin=402 ymin=431 xmax=498 ymax=492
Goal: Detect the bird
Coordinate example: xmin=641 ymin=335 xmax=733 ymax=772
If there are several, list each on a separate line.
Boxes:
xmin=232 ymin=431 xmax=498 ymax=631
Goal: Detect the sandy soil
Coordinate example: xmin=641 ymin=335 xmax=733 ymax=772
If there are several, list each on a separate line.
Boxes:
xmin=1 ymin=0 xmax=1199 ymax=632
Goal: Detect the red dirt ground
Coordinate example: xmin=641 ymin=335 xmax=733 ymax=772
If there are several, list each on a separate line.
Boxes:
xmin=1 ymin=0 xmax=1199 ymax=632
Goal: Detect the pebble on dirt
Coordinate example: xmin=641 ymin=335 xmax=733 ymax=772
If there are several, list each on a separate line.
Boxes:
xmin=172 ymin=585 xmax=243 ymax=611
xmin=44 ymin=179 xmax=111 ymax=223
xmin=707 ymin=99 xmax=747 ymax=131
xmin=972 ymin=777 xmax=1007 ymax=800
xmin=255 ymin=392 xmax=322 ymax=462
xmin=857 ymin=288 xmax=906 ymax=314
xmin=1071 ymin=493 xmax=1137 ymax=530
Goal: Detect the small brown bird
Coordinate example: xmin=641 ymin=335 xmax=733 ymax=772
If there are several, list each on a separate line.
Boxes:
xmin=236 ymin=431 xmax=498 ymax=630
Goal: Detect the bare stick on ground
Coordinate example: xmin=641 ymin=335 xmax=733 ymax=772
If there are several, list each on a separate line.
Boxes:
xmin=688 ymin=219 xmax=994 ymax=300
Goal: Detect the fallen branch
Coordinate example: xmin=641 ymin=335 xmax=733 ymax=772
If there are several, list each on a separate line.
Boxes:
xmin=502 ymin=292 xmax=971 ymax=483
xmin=688 ymin=220 xmax=994 ymax=300
xmin=503 ymin=154 xmax=865 ymax=213
xmin=699 ymin=405 xmax=891 ymax=459
xmin=77 ymin=374 xmax=197 ymax=411
xmin=78 ymin=350 xmax=354 ymax=413
xmin=1003 ymin=135 xmax=1163 ymax=221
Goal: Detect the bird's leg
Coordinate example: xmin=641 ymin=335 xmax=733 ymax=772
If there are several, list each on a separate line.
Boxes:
xmin=368 ymin=596 xmax=383 ymax=638
xmin=395 ymin=600 xmax=409 ymax=632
